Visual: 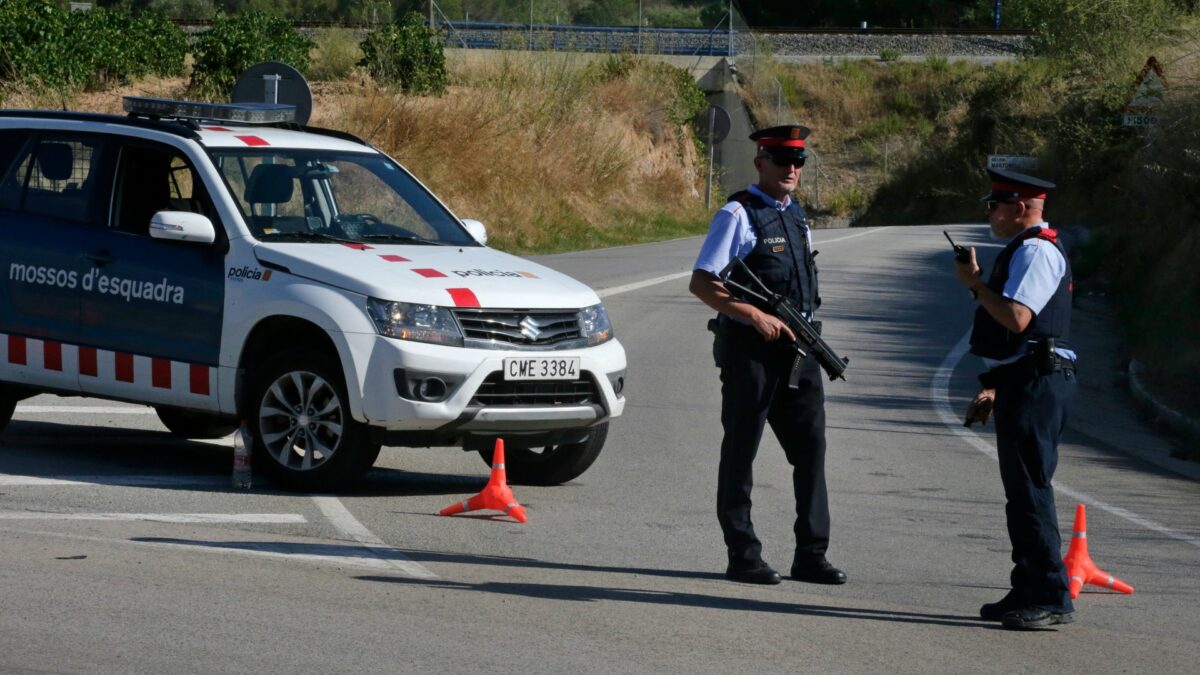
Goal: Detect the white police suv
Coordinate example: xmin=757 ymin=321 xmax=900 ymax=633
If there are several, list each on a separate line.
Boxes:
xmin=0 ymin=98 xmax=626 ymax=490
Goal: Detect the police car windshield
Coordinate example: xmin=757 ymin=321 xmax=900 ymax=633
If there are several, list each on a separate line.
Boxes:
xmin=209 ymin=149 xmax=477 ymax=246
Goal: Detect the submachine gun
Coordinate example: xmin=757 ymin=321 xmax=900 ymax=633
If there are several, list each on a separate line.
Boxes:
xmin=718 ymin=257 xmax=850 ymax=383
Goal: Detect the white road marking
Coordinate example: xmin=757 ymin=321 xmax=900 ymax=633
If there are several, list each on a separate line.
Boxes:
xmin=0 ymin=526 xmax=414 ymax=572
xmin=596 ymin=227 xmax=890 ymax=298
xmin=597 ymin=272 xmax=691 ymax=298
xmin=816 ymin=227 xmax=892 ymax=245
xmin=312 ymin=496 xmax=438 ymax=579
xmin=0 ymin=512 xmax=306 ymax=524
xmin=15 ymin=405 xmax=153 ymax=414
xmin=932 ymin=329 xmax=1200 ymax=549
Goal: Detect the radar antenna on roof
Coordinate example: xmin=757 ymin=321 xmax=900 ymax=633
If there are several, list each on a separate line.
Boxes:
xmin=232 ymin=61 xmax=313 ymax=126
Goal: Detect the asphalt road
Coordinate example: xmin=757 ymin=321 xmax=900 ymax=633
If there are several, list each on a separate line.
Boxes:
xmin=2 ymin=224 xmax=1197 ymax=673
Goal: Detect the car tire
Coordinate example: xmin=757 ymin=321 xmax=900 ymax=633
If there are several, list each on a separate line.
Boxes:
xmin=155 ymin=407 xmax=239 ymax=439
xmin=0 ymin=395 xmax=15 ymax=434
xmin=246 ymin=349 xmax=380 ymax=491
xmin=475 ymin=422 xmax=608 ymax=486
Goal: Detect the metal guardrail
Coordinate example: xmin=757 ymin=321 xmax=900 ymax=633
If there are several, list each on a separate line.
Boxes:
xmin=171 ymin=19 xmax=1032 ymax=37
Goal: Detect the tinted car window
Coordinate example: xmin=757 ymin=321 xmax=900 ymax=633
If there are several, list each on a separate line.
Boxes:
xmin=0 ymin=131 xmax=34 ymax=212
xmin=1 ymin=135 xmax=108 ymax=223
xmin=112 ymin=143 xmax=216 ymax=235
xmin=211 ymin=149 xmax=475 ymax=246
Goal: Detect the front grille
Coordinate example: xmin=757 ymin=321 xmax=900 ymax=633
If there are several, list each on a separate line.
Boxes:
xmin=453 ymin=308 xmax=581 ymax=350
xmin=469 ymin=371 xmax=599 ymax=407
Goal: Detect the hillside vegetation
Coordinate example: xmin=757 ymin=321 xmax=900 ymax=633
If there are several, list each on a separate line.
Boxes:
xmin=739 ymin=0 xmax=1200 ymax=423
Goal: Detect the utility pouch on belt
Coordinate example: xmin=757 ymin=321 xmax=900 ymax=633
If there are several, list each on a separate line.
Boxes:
xmin=708 ymin=317 xmax=726 ymax=368
xmin=978 ymin=338 xmax=1073 ymax=388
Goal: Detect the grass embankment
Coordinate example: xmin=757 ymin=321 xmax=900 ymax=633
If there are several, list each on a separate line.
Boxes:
xmin=736 ymin=10 xmax=1200 ymax=447
xmin=322 ymin=51 xmax=710 ymax=252
xmin=3 ymin=46 xmax=711 ymax=255
xmin=739 ymin=56 xmax=989 ymax=218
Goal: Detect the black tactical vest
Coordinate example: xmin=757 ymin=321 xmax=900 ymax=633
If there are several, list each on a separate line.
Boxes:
xmin=728 ymin=190 xmax=820 ymax=313
xmin=969 ymin=226 xmax=1072 ymax=360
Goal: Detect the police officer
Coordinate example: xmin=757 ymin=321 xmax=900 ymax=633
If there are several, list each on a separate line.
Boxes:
xmin=954 ymin=168 xmax=1076 ymax=629
xmin=689 ymin=125 xmax=845 ymax=586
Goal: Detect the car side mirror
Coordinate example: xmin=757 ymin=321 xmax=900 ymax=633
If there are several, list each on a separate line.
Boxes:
xmin=462 ymin=218 xmax=487 ymax=245
xmin=149 ymin=211 xmax=216 ymax=244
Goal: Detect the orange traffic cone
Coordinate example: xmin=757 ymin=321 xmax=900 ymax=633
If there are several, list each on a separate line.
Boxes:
xmin=439 ymin=439 xmax=527 ymax=523
xmin=1062 ymin=503 xmax=1133 ymax=599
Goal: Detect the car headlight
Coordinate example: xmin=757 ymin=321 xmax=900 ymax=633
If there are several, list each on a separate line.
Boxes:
xmin=578 ymin=303 xmax=613 ymax=346
xmin=367 ymin=298 xmax=463 ymax=347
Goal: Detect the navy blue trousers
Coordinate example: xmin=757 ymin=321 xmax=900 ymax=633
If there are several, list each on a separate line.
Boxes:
xmin=716 ymin=324 xmax=829 ymax=566
xmin=993 ymin=368 xmax=1076 ymax=612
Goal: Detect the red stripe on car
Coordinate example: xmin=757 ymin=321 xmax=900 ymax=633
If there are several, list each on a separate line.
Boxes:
xmin=7 ymin=335 xmax=26 ymax=365
xmin=152 ymin=358 xmax=171 ymax=389
xmin=43 ymin=341 xmax=62 ymax=371
xmin=341 ymin=242 xmax=374 ymax=250
xmin=379 ymin=254 xmax=410 ymax=262
xmin=115 ymin=353 xmax=134 ymax=383
xmin=79 ymin=347 xmax=97 ymax=376
xmin=446 ymin=288 xmax=481 ymax=307
xmin=190 ymin=364 xmax=210 ymax=396
xmin=235 ymin=135 xmax=269 ymax=147
xmin=203 ymin=126 xmax=232 ymax=131
xmin=413 ymin=268 xmax=447 ymax=278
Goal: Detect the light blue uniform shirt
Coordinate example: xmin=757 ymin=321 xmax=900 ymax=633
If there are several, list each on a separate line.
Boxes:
xmin=693 ymin=185 xmax=815 ymax=323
xmin=982 ymin=223 xmax=1077 ymax=368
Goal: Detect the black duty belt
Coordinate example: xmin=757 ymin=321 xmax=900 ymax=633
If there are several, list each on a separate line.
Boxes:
xmin=979 ymin=353 xmax=1075 ymax=389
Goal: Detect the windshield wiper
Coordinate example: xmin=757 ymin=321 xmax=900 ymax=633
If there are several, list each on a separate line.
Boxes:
xmin=257 ymin=230 xmax=361 ymax=245
xmin=360 ymin=233 xmax=451 ymax=246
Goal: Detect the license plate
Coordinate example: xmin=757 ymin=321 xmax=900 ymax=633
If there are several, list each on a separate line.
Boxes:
xmin=503 ymin=357 xmax=580 ymax=381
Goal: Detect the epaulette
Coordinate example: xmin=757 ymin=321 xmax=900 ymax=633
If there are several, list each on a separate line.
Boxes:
xmin=1018 ymin=226 xmax=1058 ymax=244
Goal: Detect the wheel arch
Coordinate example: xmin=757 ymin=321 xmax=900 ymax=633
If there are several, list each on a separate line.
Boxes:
xmin=235 ymin=316 xmax=363 ymax=420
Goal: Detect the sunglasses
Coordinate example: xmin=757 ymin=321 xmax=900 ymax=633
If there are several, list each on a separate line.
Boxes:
xmin=768 ymin=155 xmax=806 ymax=169
xmin=986 ymin=200 xmax=1020 ymax=212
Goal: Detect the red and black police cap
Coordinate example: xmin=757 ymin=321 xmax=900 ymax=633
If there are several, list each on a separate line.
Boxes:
xmin=981 ymin=168 xmax=1056 ymax=202
xmin=750 ymin=125 xmax=810 ymax=163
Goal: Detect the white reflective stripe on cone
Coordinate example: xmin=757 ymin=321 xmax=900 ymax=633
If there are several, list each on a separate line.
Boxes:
xmin=1074 ymin=530 xmax=1087 ymax=538
xmin=1070 ymin=576 xmax=1084 ymax=584
xmin=1106 ymin=575 xmax=1116 ymax=588
xmin=461 ymin=500 xmax=470 ymax=510
xmin=495 ymin=463 xmax=505 ymax=469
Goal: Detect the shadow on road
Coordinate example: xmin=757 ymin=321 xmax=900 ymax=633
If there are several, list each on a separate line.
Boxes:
xmin=357 ymin=574 xmax=997 ymax=629
xmin=0 ymin=420 xmax=488 ymax=497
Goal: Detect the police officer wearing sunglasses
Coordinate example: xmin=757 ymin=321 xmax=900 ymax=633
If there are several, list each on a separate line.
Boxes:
xmin=689 ymin=125 xmax=846 ymax=586
xmin=953 ymin=168 xmax=1077 ymax=630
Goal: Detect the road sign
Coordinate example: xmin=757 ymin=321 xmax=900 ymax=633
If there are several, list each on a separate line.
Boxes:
xmin=1126 ymin=56 xmax=1166 ymax=113
xmin=704 ymin=105 xmax=731 ymax=144
xmin=1122 ymin=113 xmax=1158 ymax=128
xmin=987 ymin=154 xmax=1039 ymax=171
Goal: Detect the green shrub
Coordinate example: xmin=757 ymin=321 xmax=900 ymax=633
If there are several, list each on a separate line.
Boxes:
xmin=1007 ymin=0 xmax=1177 ymax=76
xmin=190 ymin=11 xmax=314 ymax=100
xmin=360 ymin=13 xmax=447 ymax=94
xmin=826 ymin=187 xmax=867 ymax=216
xmin=0 ymin=0 xmax=81 ymax=87
xmin=309 ymin=27 xmax=363 ymax=81
xmin=0 ymin=1 xmax=183 ymax=91
xmin=68 ymin=8 xmax=186 ymax=89
xmin=879 ymin=48 xmax=902 ymax=63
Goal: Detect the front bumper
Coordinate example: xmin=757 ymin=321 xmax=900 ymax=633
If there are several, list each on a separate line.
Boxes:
xmin=343 ymin=332 xmax=626 ymax=434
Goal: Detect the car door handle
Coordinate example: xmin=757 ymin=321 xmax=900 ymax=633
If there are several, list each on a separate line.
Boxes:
xmin=86 ymin=249 xmax=113 ymax=267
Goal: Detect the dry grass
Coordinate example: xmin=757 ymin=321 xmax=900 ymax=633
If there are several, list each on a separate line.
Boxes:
xmin=318 ymin=51 xmax=707 ymax=251
xmin=738 ymin=56 xmax=986 ymax=217
xmin=4 ymin=52 xmax=709 ymax=253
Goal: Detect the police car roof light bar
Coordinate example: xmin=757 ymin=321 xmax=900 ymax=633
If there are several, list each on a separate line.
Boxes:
xmin=123 ymin=96 xmax=297 ymax=125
